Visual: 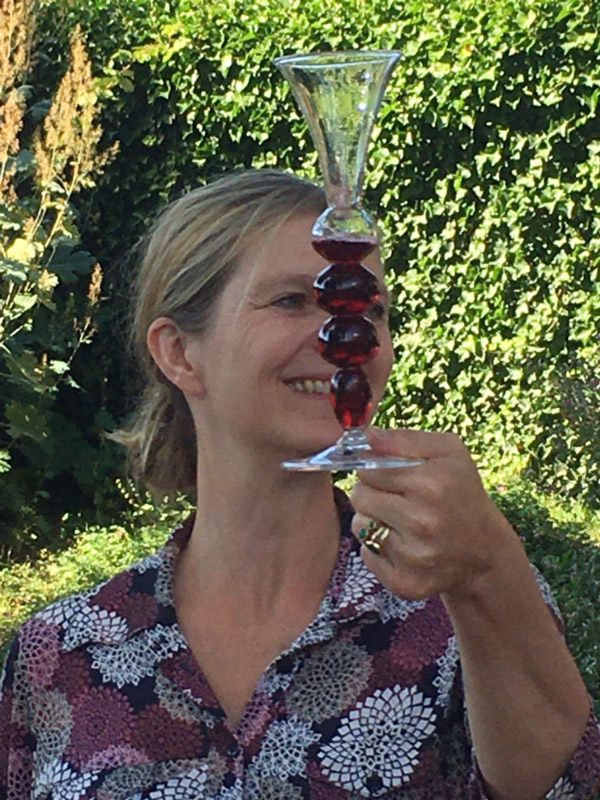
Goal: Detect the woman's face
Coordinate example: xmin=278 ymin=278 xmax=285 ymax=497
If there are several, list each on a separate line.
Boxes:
xmin=187 ymin=214 xmax=394 ymax=459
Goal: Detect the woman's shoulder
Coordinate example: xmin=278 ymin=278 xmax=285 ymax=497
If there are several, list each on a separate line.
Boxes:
xmin=3 ymin=518 xmax=192 ymax=672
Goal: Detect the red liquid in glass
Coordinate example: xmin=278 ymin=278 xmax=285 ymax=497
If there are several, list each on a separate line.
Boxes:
xmin=312 ymin=235 xmax=381 ymax=431
xmin=331 ymin=368 xmax=373 ymax=429
xmin=314 ymin=263 xmax=381 ymax=315
xmin=312 ymin=237 xmax=377 ymax=263
xmin=318 ymin=316 xmax=380 ymax=367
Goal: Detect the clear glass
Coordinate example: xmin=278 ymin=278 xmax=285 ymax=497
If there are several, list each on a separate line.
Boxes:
xmin=275 ymin=50 xmax=422 ymax=471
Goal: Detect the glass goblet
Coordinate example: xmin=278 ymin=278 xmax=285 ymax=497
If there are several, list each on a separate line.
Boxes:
xmin=275 ymin=51 xmax=422 ymax=471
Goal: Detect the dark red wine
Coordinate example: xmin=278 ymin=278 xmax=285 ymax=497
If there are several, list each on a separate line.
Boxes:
xmin=318 ymin=316 xmax=380 ymax=367
xmin=331 ymin=368 xmax=372 ymax=429
xmin=314 ymin=263 xmax=381 ymax=315
xmin=312 ymin=236 xmax=377 ymax=263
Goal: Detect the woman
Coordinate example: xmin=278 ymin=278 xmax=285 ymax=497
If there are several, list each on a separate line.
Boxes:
xmin=1 ymin=170 xmax=599 ymax=800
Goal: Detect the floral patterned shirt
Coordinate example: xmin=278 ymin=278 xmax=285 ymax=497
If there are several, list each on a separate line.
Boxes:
xmin=1 ymin=492 xmax=599 ymax=800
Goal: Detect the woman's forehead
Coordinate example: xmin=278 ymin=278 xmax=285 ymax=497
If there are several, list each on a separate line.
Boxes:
xmin=239 ymin=214 xmax=385 ymax=281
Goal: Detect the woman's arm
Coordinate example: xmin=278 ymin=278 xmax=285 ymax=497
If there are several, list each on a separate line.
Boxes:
xmin=442 ymin=521 xmax=592 ymax=800
xmin=351 ymin=427 xmax=600 ymax=800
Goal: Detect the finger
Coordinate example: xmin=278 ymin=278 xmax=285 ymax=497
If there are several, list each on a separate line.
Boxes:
xmin=359 ymin=544 xmax=437 ymax=601
xmin=366 ymin=426 xmax=466 ymax=460
xmin=352 ymin=511 xmax=398 ymax=548
xmin=351 ymin=513 xmax=400 ymax=565
xmin=351 ymin=483 xmax=422 ymax=539
xmin=356 ymin=456 xmax=435 ymax=494
xmin=358 ymin=429 xmax=469 ymax=494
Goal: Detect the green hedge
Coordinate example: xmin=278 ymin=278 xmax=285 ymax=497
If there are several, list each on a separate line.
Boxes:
xmin=2 ymin=0 xmax=598 ymax=551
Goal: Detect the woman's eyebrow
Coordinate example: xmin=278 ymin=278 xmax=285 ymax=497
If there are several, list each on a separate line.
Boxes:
xmin=252 ymin=273 xmax=316 ymax=296
xmin=251 ymin=272 xmax=391 ymax=304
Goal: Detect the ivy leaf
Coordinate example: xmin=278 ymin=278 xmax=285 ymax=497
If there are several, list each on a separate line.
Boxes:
xmin=45 ymin=240 xmax=96 ymax=284
xmin=5 ymin=402 xmax=50 ymax=442
xmin=0 ymin=449 xmax=10 ymax=474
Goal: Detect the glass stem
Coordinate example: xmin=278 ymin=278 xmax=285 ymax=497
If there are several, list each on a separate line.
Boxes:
xmin=338 ymin=427 xmax=370 ymax=455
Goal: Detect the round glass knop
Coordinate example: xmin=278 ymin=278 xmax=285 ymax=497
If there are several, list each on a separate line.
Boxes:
xmin=314 ymin=261 xmax=381 ymax=315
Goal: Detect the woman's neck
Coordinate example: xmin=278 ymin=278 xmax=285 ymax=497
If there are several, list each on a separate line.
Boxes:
xmin=176 ymin=450 xmax=341 ymax=622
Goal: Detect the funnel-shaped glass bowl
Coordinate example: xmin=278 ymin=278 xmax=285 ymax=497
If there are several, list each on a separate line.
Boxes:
xmin=274 ymin=51 xmax=400 ymax=216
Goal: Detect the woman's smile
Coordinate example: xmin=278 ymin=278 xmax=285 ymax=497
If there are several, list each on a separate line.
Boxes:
xmin=283 ymin=376 xmax=333 ymax=395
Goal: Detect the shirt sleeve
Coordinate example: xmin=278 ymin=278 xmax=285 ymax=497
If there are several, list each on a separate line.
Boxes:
xmin=468 ymin=708 xmax=600 ymax=800
xmin=0 ymin=635 xmax=35 ymax=800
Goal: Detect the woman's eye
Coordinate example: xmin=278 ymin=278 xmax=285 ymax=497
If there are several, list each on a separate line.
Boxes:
xmin=273 ymin=293 xmax=307 ymax=310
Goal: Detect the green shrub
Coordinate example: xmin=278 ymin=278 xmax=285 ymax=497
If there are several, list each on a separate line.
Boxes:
xmin=0 ymin=480 xmax=191 ymax=659
xmin=0 ymin=2 xmax=121 ymax=558
xmin=492 ymin=481 xmax=600 ymax=714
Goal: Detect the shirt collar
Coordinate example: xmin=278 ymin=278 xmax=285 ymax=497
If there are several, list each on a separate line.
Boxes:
xmin=62 ymin=488 xmax=422 ymax=651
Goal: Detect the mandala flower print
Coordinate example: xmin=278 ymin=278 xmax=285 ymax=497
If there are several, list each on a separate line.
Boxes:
xmin=432 ymin=637 xmax=459 ymax=711
xmin=154 ymin=669 xmax=208 ymax=726
xmin=378 ymin=594 xmax=426 ymax=625
xmin=94 ymin=571 xmax=133 ymax=613
xmin=148 ymin=766 xmax=209 ymax=800
xmin=54 ymin=651 xmax=93 ymax=700
xmin=243 ymin=771 xmax=304 ymax=800
xmin=388 ymin=599 xmax=454 ymax=682
xmin=209 ymin=782 xmax=243 ymax=800
xmin=544 ymin=776 xmax=577 ymax=800
xmin=318 ymin=685 xmax=436 ymax=797
xmin=63 ymin=598 xmax=129 ymax=650
xmin=287 ymin=640 xmax=372 ymax=722
xmin=18 ymin=616 xmax=60 ymax=691
xmin=89 ymin=625 xmax=184 ymax=689
xmin=337 ymin=552 xmax=379 ymax=610
xmin=0 ymin=688 xmax=8 ymax=766
xmin=66 ymin=686 xmax=134 ymax=769
xmin=160 ymin=648 xmax=218 ymax=707
xmin=236 ymin=690 xmax=272 ymax=747
xmin=120 ymin=592 xmax=159 ymax=630
xmin=33 ymin=689 xmax=73 ymax=763
xmin=131 ymin=704 xmax=207 ymax=761
xmin=570 ymin=717 xmax=600 ymax=786
xmin=84 ymin=743 xmax=150 ymax=772
xmin=251 ymin=716 xmax=320 ymax=780
xmin=6 ymin=745 xmax=33 ymax=800
xmin=34 ymin=758 xmax=95 ymax=800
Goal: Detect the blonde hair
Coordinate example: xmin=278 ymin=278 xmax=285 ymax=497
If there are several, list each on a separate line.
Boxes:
xmin=111 ymin=169 xmax=326 ymax=494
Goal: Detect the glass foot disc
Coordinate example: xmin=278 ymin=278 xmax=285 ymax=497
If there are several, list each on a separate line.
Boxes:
xmin=282 ymin=442 xmax=423 ymax=472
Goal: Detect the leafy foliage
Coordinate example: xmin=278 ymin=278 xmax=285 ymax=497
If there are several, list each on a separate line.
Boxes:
xmin=39 ymin=0 xmax=600 ymax=494
xmin=492 ymin=481 xmax=600 ymax=714
xmin=0 ymin=2 xmax=118 ymax=557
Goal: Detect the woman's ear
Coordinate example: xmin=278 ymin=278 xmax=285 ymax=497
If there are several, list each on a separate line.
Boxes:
xmin=146 ymin=317 xmax=205 ymax=396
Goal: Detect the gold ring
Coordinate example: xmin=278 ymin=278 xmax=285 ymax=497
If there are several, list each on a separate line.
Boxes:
xmin=359 ymin=520 xmax=393 ymax=555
